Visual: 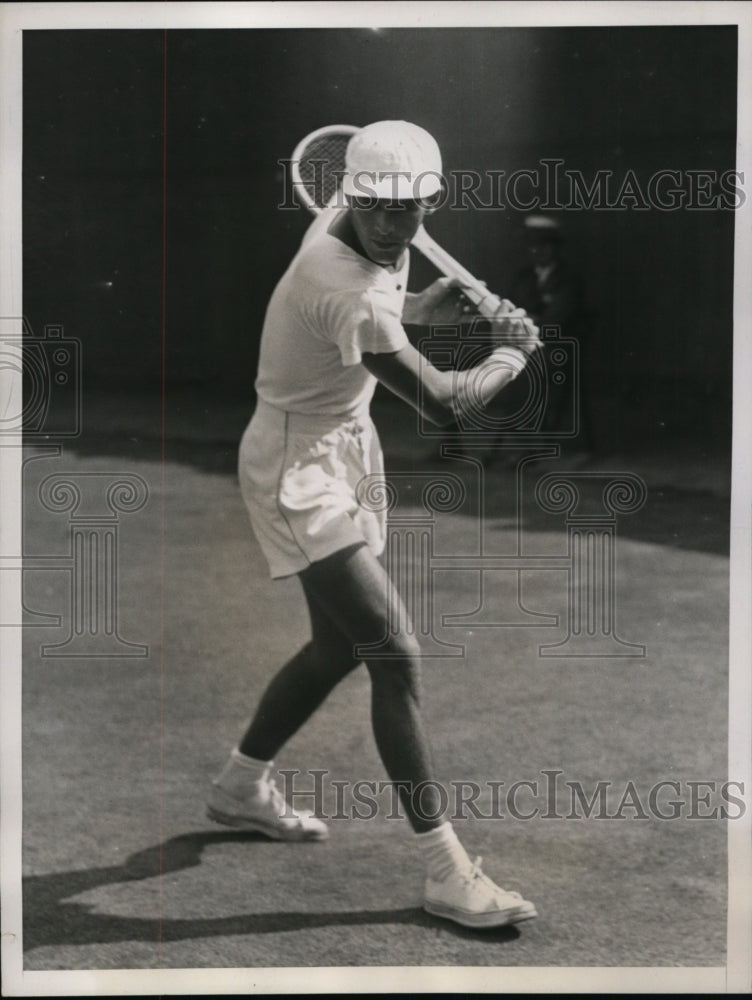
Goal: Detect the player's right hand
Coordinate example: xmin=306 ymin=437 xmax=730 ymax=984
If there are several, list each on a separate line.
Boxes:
xmin=488 ymin=299 xmax=542 ymax=356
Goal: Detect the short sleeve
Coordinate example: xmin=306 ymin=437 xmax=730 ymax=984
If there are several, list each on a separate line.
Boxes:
xmin=323 ymin=285 xmax=409 ymax=367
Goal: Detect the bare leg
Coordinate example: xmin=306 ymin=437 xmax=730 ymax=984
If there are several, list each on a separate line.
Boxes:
xmin=239 ymin=548 xmax=364 ymax=761
xmin=239 ymin=542 xmax=443 ymax=831
xmin=296 ymin=544 xmax=443 ymax=833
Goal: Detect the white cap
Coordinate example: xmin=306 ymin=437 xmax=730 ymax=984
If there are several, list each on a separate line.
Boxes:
xmin=342 ymin=120 xmax=443 ymax=201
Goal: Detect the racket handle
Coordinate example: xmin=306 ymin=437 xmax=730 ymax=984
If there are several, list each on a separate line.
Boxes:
xmin=455 ymin=286 xmax=503 ymax=319
xmin=411 ymin=225 xmax=503 ymax=319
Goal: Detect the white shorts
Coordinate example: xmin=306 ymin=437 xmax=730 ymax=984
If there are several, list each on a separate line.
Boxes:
xmin=238 ymin=398 xmax=388 ymax=578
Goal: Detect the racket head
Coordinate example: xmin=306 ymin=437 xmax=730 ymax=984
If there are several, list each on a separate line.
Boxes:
xmin=290 ymin=124 xmax=359 ymax=215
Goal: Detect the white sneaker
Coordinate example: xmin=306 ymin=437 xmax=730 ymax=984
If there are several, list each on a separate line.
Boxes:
xmin=206 ymin=777 xmax=329 ymax=842
xmin=424 ymin=857 xmax=538 ymax=928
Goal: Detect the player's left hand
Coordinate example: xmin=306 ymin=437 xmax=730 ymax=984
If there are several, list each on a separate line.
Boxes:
xmin=407 ymin=277 xmax=474 ymax=326
xmin=489 ymin=299 xmax=542 ymax=355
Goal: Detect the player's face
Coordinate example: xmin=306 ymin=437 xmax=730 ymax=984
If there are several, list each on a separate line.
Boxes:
xmin=348 ymin=198 xmax=428 ymax=267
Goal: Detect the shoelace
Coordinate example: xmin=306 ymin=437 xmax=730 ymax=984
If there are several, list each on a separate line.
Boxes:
xmin=469 ymin=857 xmax=524 ymax=902
xmin=266 ymin=778 xmax=310 ymax=825
xmin=267 ymin=779 xmax=291 ymax=814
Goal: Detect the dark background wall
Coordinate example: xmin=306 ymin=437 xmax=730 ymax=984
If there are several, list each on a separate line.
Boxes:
xmin=23 ymin=27 xmax=737 ymax=449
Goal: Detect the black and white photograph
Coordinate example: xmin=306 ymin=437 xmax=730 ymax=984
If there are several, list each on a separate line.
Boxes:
xmin=1 ymin=1 xmax=751 ymax=995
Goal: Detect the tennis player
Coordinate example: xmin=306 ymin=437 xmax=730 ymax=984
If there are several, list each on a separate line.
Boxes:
xmin=208 ymin=121 xmax=542 ymax=928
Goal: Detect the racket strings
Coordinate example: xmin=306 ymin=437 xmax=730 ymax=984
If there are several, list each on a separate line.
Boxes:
xmin=296 ymin=133 xmax=351 ymax=209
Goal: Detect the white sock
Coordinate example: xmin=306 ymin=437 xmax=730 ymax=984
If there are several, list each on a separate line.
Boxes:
xmin=414 ymin=822 xmax=472 ymax=881
xmin=214 ymin=748 xmax=272 ymax=796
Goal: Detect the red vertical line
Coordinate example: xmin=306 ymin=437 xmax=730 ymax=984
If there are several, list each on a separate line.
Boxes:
xmin=159 ymin=26 xmax=168 ymax=967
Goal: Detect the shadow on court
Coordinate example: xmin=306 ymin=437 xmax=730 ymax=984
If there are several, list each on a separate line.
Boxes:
xmin=24 ymin=832 xmax=519 ymax=953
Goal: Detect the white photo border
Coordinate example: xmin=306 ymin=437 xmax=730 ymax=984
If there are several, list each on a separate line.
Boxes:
xmin=1 ymin=2 xmax=750 ymax=995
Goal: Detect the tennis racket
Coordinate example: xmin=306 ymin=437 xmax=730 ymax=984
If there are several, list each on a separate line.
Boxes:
xmin=289 ymin=124 xmax=505 ymax=320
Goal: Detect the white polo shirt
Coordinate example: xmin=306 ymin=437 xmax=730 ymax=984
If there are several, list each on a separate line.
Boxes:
xmin=254 ymin=208 xmax=410 ymax=418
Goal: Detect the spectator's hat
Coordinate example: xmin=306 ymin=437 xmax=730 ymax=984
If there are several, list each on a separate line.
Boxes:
xmin=524 ymin=214 xmax=562 ymax=236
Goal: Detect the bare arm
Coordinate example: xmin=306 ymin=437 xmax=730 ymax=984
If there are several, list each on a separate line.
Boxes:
xmin=362 ymin=341 xmax=533 ymax=427
xmin=375 ymin=277 xmax=542 ymax=425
